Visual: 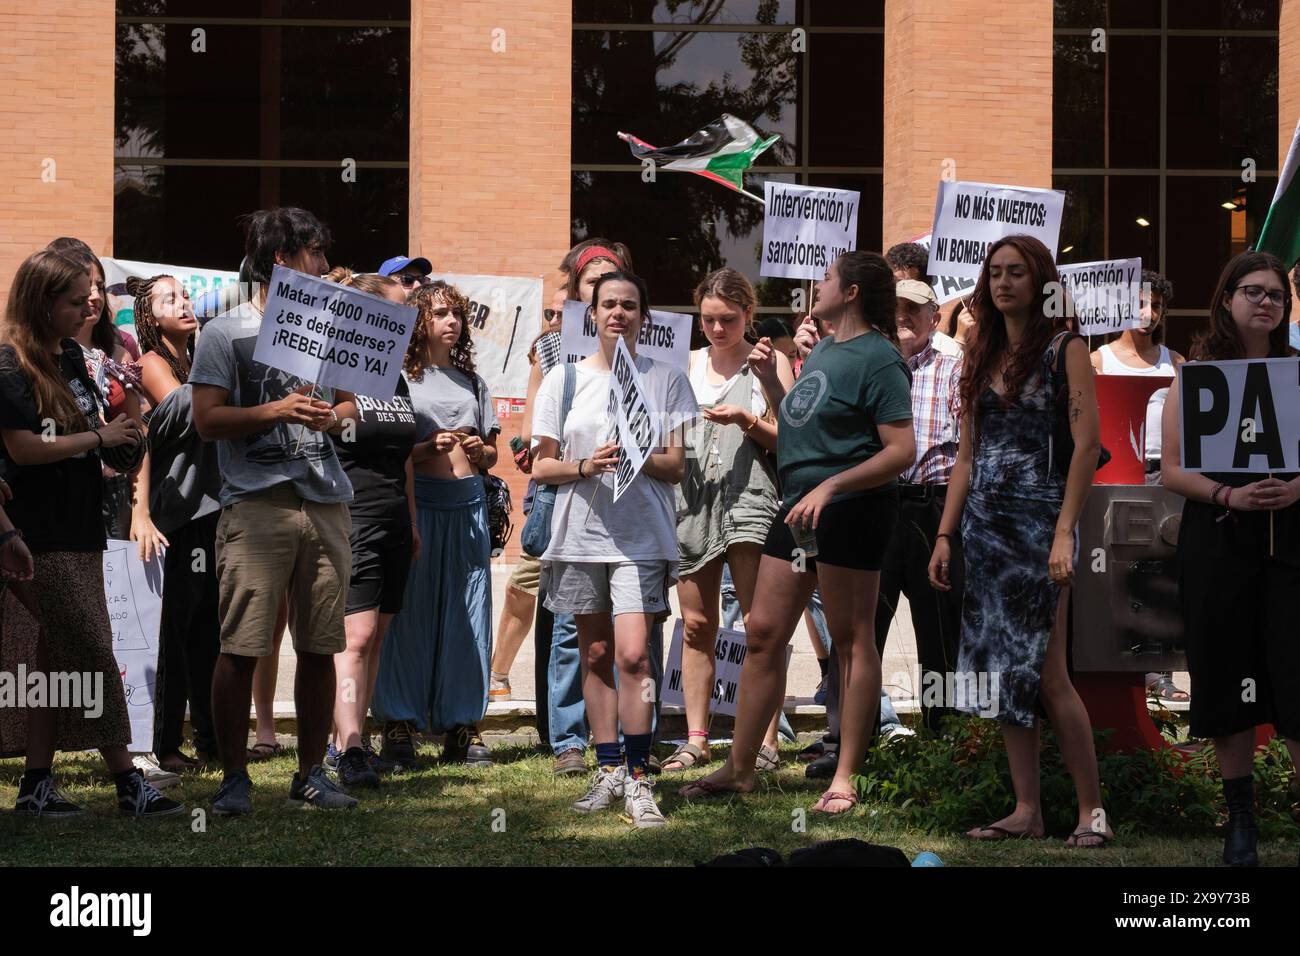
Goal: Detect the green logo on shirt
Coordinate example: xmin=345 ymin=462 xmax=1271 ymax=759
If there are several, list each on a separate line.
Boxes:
xmin=782 ymin=370 xmax=827 ymax=428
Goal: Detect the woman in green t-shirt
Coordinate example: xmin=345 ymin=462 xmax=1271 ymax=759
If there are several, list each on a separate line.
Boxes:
xmin=681 ymin=251 xmax=916 ymax=815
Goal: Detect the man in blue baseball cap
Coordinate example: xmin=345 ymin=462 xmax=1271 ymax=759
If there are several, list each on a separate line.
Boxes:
xmin=378 ymin=255 xmax=433 ymax=291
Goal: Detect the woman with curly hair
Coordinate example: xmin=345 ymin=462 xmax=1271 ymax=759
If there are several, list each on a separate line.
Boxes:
xmin=372 ymin=281 xmax=501 ymax=767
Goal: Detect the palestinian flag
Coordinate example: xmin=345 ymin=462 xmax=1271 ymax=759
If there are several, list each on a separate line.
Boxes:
xmin=618 ymin=114 xmax=779 ymax=200
xmin=1255 ymin=116 xmax=1300 ymax=268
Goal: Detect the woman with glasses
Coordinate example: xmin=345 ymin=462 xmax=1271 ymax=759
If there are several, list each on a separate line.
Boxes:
xmin=1161 ymin=251 xmax=1300 ymax=867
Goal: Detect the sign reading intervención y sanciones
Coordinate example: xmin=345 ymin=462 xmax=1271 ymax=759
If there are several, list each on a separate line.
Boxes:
xmin=760 ymin=181 xmax=860 ymax=281
xmin=608 ymin=336 xmax=662 ymax=503
xmin=560 ymin=300 xmax=691 ymax=370
xmin=1179 ymin=358 xmax=1300 ymax=473
xmin=253 ymin=265 xmax=418 ymax=402
xmin=1057 ymin=258 xmax=1143 ymax=337
xmin=428 ymin=273 xmax=542 ymax=400
xmin=661 ymin=620 xmax=792 ymax=718
xmin=928 ymin=180 xmax=1065 ymax=281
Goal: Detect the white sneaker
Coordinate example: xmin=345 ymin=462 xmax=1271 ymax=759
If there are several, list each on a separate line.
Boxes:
xmin=880 ymin=725 xmax=916 ymax=745
xmin=131 ymin=754 xmax=180 ymax=790
xmin=572 ymin=765 xmax=626 ymax=813
xmin=622 ymin=774 xmax=667 ymax=828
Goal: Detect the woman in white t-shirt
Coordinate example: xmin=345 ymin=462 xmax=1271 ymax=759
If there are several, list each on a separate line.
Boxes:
xmin=531 ymin=271 xmax=698 ymax=827
xmin=661 ymin=268 xmax=794 ymax=774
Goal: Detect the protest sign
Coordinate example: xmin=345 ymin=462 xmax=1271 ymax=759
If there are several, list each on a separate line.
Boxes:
xmin=662 ymin=620 xmax=791 ymax=718
xmin=760 ymin=181 xmax=860 ymax=280
xmin=103 ymin=257 xmax=240 ymax=344
xmin=1057 ymin=258 xmax=1143 ymax=336
xmin=428 ymin=273 xmax=542 ymax=399
xmin=253 ymin=265 xmax=417 ymax=402
xmin=928 ymin=180 xmax=1065 ymax=280
xmin=909 ymin=232 xmax=976 ymax=306
xmin=608 ymin=336 xmax=662 ymax=503
xmin=1179 ymin=358 xmax=1300 ymax=473
xmin=559 ymin=300 xmax=691 ymax=370
xmin=104 ymin=540 xmax=163 ymax=753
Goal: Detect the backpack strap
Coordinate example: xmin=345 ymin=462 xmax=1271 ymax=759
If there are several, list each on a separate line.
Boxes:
xmin=558 ymin=363 xmax=576 ymax=452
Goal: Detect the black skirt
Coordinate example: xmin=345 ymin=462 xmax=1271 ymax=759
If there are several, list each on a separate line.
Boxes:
xmin=1177 ymin=497 xmax=1300 ymax=740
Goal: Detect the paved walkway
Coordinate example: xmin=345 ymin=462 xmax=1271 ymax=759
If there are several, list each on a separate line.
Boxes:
xmin=270 ymin=562 xmax=1188 ymax=716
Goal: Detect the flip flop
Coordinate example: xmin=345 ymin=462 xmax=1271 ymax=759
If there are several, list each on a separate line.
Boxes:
xmin=661 ymin=742 xmax=711 ymax=773
xmin=1066 ymin=827 xmax=1114 ymax=849
xmin=965 ymin=823 xmax=1042 ymax=840
xmin=246 ymin=741 xmax=282 ymax=762
xmin=809 ymin=791 xmax=857 ymax=815
xmin=679 ymin=778 xmax=750 ymax=801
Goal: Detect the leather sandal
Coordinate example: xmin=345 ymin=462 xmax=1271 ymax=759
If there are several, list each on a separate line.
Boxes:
xmin=809 ymin=790 xmax=857 ymax=815
xmin=661 ymin=742 xmax=710 ymax=773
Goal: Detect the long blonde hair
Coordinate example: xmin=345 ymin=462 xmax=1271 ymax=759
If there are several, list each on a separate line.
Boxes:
xmin=1 ymin=250 xmax=95 ymax=433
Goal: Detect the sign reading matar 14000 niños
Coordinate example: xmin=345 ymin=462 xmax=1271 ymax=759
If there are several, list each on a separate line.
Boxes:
xmin=928 ymin=180 xmax=1066 ymax=281
xmin=254 ymin=266 xmax=418 ymax=402
xmin=1179 ymin=358 xmax=1300 ymax=473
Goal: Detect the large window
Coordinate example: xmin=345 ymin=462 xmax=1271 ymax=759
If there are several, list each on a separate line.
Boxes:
xmin=114 ymin=1 xmax=410 ymax=271
xmin=572 ymin=0 xmax=884 ymax=313
xmin=1052 ymin=0 xmax=1279 ymax=354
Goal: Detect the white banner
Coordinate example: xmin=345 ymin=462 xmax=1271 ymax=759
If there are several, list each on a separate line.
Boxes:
xmin=928 ymin=180 xmax=1065 ymax=280
xmin=104 ymin=539 xmax=164 ymax=754
xmin=1057 ymin=258 xmax=1143 ymax=336
xmin=662 ymin=620 xmax=791 ymax=718
xmin=1179 ymin=358 xmax=1300 ymax=473
xmin=428 ymin=273 xmax=542 ymax=399
xmin=102 ymin=257 xmax=240 ymax=345
xmin=608 ymin=337 xmax=662 ymax=503
xmin=559 ymin=300 xmax=691 ymax=370
xmin=909 ymin=232 xmax=976 ymax=306
xmin=760 ymin=181 xmax=860 ymax=280
xmin=253 ymin=265 xmax=417 ymax=402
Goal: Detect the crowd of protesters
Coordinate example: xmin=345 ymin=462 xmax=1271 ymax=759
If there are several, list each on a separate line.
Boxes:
xmin=0 ymin=206 xmax=1296 ymax=863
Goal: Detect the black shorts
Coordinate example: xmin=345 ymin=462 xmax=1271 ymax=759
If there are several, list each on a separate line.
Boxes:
xmin=346 ymin=521 xmax=413 ymax=615
xmin=762 ymin=489 xmax=899 ymax=572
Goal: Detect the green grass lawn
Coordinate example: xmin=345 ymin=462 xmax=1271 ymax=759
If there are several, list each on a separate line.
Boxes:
xmin=2 ymin=742 xmax=1296 ymax=866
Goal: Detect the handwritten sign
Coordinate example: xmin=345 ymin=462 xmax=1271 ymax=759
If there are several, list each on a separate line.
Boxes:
xmin=254 ymin=265 xmax=417 ymax=402
xmin=608 ymin=337 xmax=662 ymax=503
xmin=428 ymin=273 xmax=542 ymax=399
xmin=104 ymin=540 xmax=164 ymax=753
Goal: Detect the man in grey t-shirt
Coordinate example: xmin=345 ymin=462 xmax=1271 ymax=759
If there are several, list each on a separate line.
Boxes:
xmin=190 ymin=206 xmax=358 ymax=813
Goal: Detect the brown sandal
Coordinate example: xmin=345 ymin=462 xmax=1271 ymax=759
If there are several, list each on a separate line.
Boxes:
xmin=755 ymin=744 xmax=781 ymax=773
xmin=661 ymin=742 xmax=710 ymax=773
xmin=810 ymin=790 xmax=857 ymax=815
xmin=679 ymin=778 xmax=750 ymax=801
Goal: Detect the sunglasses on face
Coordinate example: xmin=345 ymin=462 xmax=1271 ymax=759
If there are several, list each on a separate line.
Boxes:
xmin=544 ymin=309 xmax=562 ymax=322
xmin=397 ymin=274 xmax=431 ymax=288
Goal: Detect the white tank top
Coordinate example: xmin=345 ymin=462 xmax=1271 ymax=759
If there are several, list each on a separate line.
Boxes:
xmin=687 ymin=347 xmax=766 ymax=415
xmin=1096 ymin=344 xmax=1175 ymax=460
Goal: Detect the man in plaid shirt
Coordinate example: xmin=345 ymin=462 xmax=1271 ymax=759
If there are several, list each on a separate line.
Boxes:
xmin=873 ymin=279 xmax=965 ymax=731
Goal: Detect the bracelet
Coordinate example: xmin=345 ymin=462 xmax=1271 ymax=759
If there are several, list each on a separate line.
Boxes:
xmin=94 ymin=429 xmax=104 ymax=448
xmin=1224 ymin=486 xmax=1233 ymax=510
xmin=1209 ymin=482 xmax=1225 ymax=506
xmin=744 ymin=414 xmax=759 ymax=433
xmin=577 ymin=458 xmax=587 ymax=479
xmin=936 ymin=532 xmax=954 ymax=542
xmin=329 ymin=408 xmax=340 ymax=427
xmin=0 ymin=528 xmax=21 ymax=546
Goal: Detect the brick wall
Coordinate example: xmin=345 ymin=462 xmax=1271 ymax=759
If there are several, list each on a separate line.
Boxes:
xmin=0 ymin=2 xmax=115 ymax=304
xmin=409 ymin=1 xmax=572 ymax=563
xmin=883 ymin=0 xmax=1054 ymax=247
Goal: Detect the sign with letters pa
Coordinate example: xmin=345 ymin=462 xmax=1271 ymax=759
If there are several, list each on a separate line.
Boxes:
xmin=254 ymin=265 xmax=417 ymax=402
xmin=1179 ymin=358 xmax=1300 ymax=473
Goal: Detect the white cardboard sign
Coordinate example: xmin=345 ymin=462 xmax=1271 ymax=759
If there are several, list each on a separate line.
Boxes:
xmin=1179 ymin=358 xmax=1300 ymax=473
xmin=928 ymin=180 xmax=1065 ymax=280
xmin=104 ymin=540 xmax=164 ymax=754
xmin=559 ymin=300 xmax=691 ymax=370
xmin=760 ymin=181 xmax=860 ymax=280
xmin=608 ymin=337 xmax=662 ymax=503
xmin=1057 ymin=258 xmax=1143 ymax=336
xmin=427 ymin=272 xmax=542 ymax=399
xmin=662 ymin=620 xmax=791 ymax=718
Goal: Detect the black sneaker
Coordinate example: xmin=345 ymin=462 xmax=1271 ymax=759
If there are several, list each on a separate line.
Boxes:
xmin=338 ymin=746 xmax=381 ymax=789
xmin=212 ymin=771 xmax=254 ymax=816
xmin=118 ymin=769 xmax=186 ymax=818
xmin=380 ymin=720 xmax=418 ymax=770
xmin=442 ymin=725 xmax=493 ymax=766
xmin=15 ymin=776 xmax=84 ymax=818
xmin=805 ymin=749 xmax=839 ymax=780
xmin=287 ymin=765 xmax=359 ymax=810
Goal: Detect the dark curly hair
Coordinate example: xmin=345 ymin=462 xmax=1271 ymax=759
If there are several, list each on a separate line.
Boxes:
xmin=885 ymin=241 xmax=930 ymax=280
xmin=127 ymin=274 xmax=192 ymax=386
xmin=404 ymin=281 xmax=476 ymax=381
